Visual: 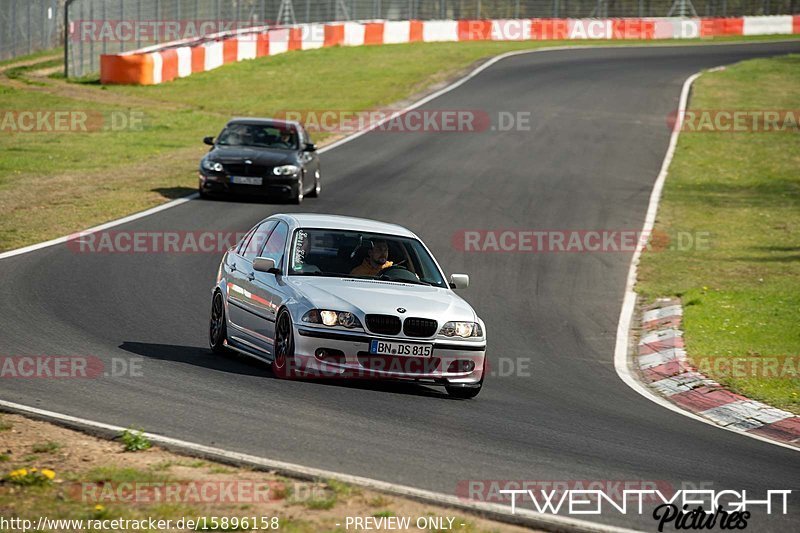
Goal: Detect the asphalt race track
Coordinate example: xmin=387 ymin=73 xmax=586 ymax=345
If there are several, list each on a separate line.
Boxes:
xmin=2 ymin=42 xmax=799 ymax=530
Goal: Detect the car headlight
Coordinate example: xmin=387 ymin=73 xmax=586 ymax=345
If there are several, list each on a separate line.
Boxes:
xmin=202 ymin=159 xmax=223 ymax=172
xmin=273 ymin=165 xmax=300 ymax=176
xmin=439 ymin=321 xmax=483 ymax=338
xmin=302 ymin=309 xmax=362 ymax=329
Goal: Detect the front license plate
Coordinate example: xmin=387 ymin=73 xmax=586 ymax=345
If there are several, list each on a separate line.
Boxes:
xmin=231 ymin=176 xmax=263 ymax=185
xmin=370 ymin=340 xmax=433 ymax=357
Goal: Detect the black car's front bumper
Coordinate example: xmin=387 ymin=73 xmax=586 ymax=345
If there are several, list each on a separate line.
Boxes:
xmin=199 ymin=172 xmax=300 ymax=198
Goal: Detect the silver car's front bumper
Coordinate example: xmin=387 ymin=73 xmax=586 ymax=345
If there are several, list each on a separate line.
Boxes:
xmin=291 ymin=326 xmax=486 ymax=385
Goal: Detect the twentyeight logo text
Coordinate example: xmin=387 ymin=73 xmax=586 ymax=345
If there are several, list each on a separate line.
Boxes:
xmin=500 ymin=489 xmax=791 ymax=515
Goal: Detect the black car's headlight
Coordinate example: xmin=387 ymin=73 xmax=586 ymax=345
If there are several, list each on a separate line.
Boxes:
xmin=273 ymin=165 xmax=300 ymax=176
xmin=439 ymin=321 xmax=483 ymax=338
xmin=202 ymin=159 xmax=223 ymax=172
xmin=302 ymin=309 xmax=362 ymax=329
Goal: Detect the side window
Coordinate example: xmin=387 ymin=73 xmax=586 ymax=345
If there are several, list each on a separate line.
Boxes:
xmin=242 ymin=221 xmax=276 ymax=261
xmin=236 ymin=226 xmax=258 ymax=256
xmin=260 ymin=222 xmax=289 ymax=267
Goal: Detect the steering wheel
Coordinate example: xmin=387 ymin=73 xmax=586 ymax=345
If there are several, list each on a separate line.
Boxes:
xmin=378 ymin=265 xmax=420 ymax=282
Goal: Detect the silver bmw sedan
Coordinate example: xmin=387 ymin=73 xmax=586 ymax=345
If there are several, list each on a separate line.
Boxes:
xmin=210 ymin=213 xmax=486 ymax=398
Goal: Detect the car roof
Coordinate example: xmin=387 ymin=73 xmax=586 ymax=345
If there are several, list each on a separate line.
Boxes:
xmin=227 ymin=117 xmax=301 ymax=129
xmin=273 ymin=214 xmax=418 ymax=239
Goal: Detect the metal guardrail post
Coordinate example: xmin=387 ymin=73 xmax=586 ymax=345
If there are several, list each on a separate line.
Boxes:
xmin=64 ymin=0 xmax=74 ymax=77
xmin=41 ymin=0 xmax=47 ymax=50
xmin=89 ymin=0 xmax=94 ymax=75
xmin=120 ymin=0 xmax=125 ymax=53
xmin=102 ymin=0 xmax=107 ymax=56
xmin=12 ymin=0 xmax=17 ymax=58
xmin=27 ymin=0 xmax=32 ymax=55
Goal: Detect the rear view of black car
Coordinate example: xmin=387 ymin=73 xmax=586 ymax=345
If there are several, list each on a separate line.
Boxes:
xmin=199 ymin=118 xmax=321 ymax=204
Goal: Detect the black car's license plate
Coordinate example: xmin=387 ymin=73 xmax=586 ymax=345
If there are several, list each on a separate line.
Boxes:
xmin=231 ymin=176 xmax=263 ymax=185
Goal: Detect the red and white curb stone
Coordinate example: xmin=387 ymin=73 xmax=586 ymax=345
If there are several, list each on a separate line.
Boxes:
xmin=636 ymin=298 xmax=800 ymax=447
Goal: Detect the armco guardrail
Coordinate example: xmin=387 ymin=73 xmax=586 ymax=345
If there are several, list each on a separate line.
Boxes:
xmin=100 ymin=16 xmax=800 ymax=85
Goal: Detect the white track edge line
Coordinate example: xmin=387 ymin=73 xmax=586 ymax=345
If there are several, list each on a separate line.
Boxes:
xmin=611 ymin=69 xmax=799 ymax=454
xmin=2 ymin=39 xmax=797 ymax=262
xmin=0 ymin=399 xmax=638 ymax=533
xmin=0 ymin=194 xmax=198 ymax=260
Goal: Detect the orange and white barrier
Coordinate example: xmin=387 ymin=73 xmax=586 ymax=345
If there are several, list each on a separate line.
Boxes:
xmin=422 ymin=20 xmax=459 ymax=42
xmin=343 ymin=21 xmax=366 ymax=46
xmin=743 ymin=15 xmax=795 ymax=35
xmin=100 ymin=16 xmax=800 ymax=85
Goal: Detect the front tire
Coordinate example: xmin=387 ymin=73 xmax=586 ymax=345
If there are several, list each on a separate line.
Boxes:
xmin=307 ymin=169 xmax=320 ymax=198
xmin=209 ymin=291 xmax=228 ymax=355
xmin=272 ymin=309 xmax=297 ymax=378
xmin=291 ymin=179 xmax=304 ymax=204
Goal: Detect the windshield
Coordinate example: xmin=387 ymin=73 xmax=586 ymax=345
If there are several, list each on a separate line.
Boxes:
xmin=217 ymin=124 xmax=299 ymax=150
xmin=289 ymin=229 xmax=447 ymax=288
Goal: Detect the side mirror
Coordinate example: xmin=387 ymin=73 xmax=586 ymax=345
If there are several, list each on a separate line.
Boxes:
xmin=304 ymin=142 xmax=316 ymax=152
xmin=203 ymin=136 xmax=214 ymax=146
xmin=253 ymin=257 xmax=280 ymax=275
xmin=449 ymin=274 xmax=469 ymax=289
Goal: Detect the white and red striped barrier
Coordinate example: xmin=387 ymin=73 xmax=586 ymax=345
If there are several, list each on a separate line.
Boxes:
xmin=100 ymin=16 xmax=800 ymax=85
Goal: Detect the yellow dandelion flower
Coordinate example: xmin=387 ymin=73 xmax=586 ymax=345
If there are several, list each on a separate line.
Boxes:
xmin=94 ymin=504 xmax=105 ymax=512
xmin=41 ymin=469 xmax=56 ymax=480
xmin=9 ymin=468 xmax=27 ymax=478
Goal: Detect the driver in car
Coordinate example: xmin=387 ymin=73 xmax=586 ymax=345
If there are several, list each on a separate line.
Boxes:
xmin=350 ymin=240 xmax=394 ymax=277
xmin=277 ymin=130 xmax=296 ymax=149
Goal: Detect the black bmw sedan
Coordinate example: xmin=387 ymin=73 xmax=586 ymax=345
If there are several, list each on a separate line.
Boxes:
xmin=199 ymin=118 xmax=321 ymax=204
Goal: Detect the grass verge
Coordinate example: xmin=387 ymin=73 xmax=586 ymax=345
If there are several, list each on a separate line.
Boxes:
xmin=1 ymin=36 xmax=798 ymax=251
xmin=0 ymin=413 xmax=531 ymax=532
xmin=637 ymin=54 xmax=800 ymax=413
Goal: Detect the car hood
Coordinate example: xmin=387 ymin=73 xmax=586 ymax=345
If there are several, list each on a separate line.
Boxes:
xmin=288 ymin=277 xmax=476 ymax=322
xmin=209 ymin=146 xmax=295 ymax=166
